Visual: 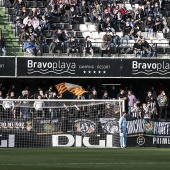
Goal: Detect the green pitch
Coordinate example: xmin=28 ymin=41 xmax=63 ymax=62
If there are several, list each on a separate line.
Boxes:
xmin=0 ymin=148 xmax=170 ymax=170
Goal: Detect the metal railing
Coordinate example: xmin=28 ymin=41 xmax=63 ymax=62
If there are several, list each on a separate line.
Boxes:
xmin=1 ymin=41 xmax=170 ymax=57
xmin=12 ymin=41 xmax=170 ymax=57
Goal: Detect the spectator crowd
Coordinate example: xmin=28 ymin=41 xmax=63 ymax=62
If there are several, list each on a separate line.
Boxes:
xmin=0 ymin=82 xmax=168 ymax=120
xmin=1 ymin=0 xmax=169 ymax=56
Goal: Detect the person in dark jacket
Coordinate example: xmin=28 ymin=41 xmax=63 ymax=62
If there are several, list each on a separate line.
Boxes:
xmin=133 ymin=39 xmax=144 ymax=58
xmin=123 ymin=22 xmax=134 ymax=40
xmin=141 ymin=37 xmax=151 ymax=57
xmin=145 ymin=16 xmax=154 ymax=37
xmin=49 ymin=38 xmax=61 ymax=56
xmin=83 ymin=36 xmax=93 ymax=57
xmin=67 ymin=37 xmax=79 ymax=57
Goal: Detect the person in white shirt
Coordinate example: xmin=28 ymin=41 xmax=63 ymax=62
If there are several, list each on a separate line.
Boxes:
xmin=2 ymin=94 xmax=15 ymax=119
xmin=33 ymin=95 xmax=45 ymax=118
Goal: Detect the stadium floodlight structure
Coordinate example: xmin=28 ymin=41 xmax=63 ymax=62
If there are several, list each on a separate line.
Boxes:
xmin=0 ymin=99 xmax=125 ymax=148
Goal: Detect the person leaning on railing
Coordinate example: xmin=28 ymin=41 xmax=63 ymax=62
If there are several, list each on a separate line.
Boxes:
xmin=133 ymin=39 xmax=144 ymax=58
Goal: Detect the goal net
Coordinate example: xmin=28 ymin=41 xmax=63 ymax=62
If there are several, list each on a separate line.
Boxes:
xmin=0 ymin=99 xmax=125 ymax=148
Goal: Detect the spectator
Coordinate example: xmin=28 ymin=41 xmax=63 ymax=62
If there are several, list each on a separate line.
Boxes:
xmin=14 ymin=0 xmax=26 ymax=15
xmin=83 ymin=36 xmax=94 ymax=57
xmin=23 ymin=38 xmax=36 ymax=56
xmin=103 ymin=17 xmax=115 ymax=33
xmin=154 ymin=16 xmax=163 ymax=33
xmin=162 ymin=17 xmax=170 ymax=33
xmin=49 ymin=38 xmax=61 ymax=56
xmin=89 ymin=89 xmax=98 ymax=99
xmin=68 ymin=6 xmax=78 ymax=24
xmin=90 ymin=8 xmax=97 ymax=24
xmin=133 ymin=39 xmax=144 ymax=58
xmin=145 ymin=16 xmax=154 ymax=37
xmin=67 ymin=37 xmax=79 ymax=57
xmin=45 ymin=86 xmax=53 ymax=99
xmin=141 ymin=37 xmax=152 ymax=57
xmin=127 ymin=90 xmax=136 ymax=119
xmin=31 ymin=16 xmax=40 ymax=33
xmin=95 ymin=15 xmax=104 ymax=33
xmin=39 ymin=15 xmax=51 ymax=32
xmin=0 ymin=34 xmax=6 ymax=56
xmin=157 ymin=90 xmax=168 ymax=119
xmin=102 ymin=91 xmax=110 ymax=99
xmin=25 ymin=21 xmax=34 ymax=35
xmin=119 ymin=4 xmax=127 ymax=20
xmin=62 ymin=29 xmax=72 ymax=48
xmin=102 ymin=30 xmax=112 ymax=50
xmin=123 ymin=22 xmax=134 ymax=40
xmin=33 ymin=95 xmax=45 ymax=118
xmin=2 ymin=94 xmax=15 ymax=119
xmin=18 ymin=90 xmax=32 ymax=119
xmin=117 ymin=89 xmax=127 ymax=101
xmin=143 ymin=102 xmax=151 ymax=119
xmin=111 ymin=31 xmax=123 ymax=46
xmin=131 ymin=102 xmax=140 ymax=119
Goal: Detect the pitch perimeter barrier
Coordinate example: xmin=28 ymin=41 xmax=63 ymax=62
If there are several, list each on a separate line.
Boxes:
xmin=1 ymin=99 xmax=170 ymax=148
xmin=0 ymin=99 xmax=124 ymax=148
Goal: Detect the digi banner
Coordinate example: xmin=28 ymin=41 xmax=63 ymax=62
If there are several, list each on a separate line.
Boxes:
xmin=17 ymin=57 xmax=121 ymax=77
xmin=1 ymin=118 xmax=170 ymax=148
xmin=0 ymin=57 xmax=15 ymax=77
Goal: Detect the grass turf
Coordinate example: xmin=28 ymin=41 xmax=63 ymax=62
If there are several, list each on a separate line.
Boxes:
xmin=0 ymin=148 xmax=170 ymax=170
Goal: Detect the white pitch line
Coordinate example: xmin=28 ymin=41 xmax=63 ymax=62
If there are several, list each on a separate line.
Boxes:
xmin=1 ymin=162 xmax=170 ymax=166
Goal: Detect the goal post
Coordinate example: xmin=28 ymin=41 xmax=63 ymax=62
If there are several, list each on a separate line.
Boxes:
xmin=0 ymin=99 xmax=125 ymax=148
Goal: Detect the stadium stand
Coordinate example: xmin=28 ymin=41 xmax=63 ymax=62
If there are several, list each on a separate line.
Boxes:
xmin=0 ymin=0 xmax=170 ymax=57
